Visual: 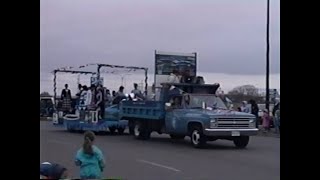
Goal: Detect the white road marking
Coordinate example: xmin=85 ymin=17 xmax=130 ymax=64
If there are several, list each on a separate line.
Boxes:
xmin=137 ymin=159 xmax=181 ymax=172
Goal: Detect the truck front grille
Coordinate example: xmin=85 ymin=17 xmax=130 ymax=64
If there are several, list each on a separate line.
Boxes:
xmin=216 ymin=118 xmax=251 ymax=128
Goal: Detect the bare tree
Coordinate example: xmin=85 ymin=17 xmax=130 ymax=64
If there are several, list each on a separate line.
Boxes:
xmin=229 ymin=85 xmax=259 ymax=96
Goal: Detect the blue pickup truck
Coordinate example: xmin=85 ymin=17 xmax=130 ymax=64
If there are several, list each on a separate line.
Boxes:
xmin=119 ymin=83 xmax=258 ymax=148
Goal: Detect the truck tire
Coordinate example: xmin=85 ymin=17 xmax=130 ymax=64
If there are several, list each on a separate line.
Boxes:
xmin=134 ymin=121 xmax=150 ymax=140
xmin=233 ymin=136 xmax=249 ymax=149
xmin=190 ymin=126 xmax=207 ymax=148
xmin=117 ymin=127 xmax=125 ymax=135
xmin=170 ymin=134 xmax=185 ymax=140
xmin=109 ymin=127 xmax=116 ymax=134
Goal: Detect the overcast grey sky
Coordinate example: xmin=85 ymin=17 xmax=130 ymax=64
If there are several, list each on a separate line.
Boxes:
xmin=40 ymin=0 xmax=280 ymax=75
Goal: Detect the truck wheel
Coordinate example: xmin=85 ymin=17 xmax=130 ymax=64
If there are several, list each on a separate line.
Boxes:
xmin=109 ymin=127 xmax=116 ymax=134
xmin=134 ymin=121 xmax=150 ymax=140
xmin=190 ymin=126 xmax=207 ymax=148
xmin=170 ymin=134 xmax=185 ymax=140
xmin=117 ymin=127 xmax=125 ymax=135
xmin=233 ymin=136 xmax=249 ymax=149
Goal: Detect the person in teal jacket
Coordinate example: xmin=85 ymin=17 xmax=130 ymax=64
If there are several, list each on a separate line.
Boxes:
xmin=75 ymin=131 xmax=105 ymax=179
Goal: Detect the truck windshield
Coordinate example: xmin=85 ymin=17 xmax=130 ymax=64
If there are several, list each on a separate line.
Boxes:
xmin=188 ymin=95 xmax=227 ymax=109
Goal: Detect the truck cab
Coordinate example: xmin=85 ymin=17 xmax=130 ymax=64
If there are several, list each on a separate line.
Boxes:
xmin=121 ymin=82 xmax=258 ymax=148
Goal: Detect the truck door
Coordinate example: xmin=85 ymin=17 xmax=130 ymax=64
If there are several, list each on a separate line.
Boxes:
xmin=165 ymin=96 xmax=185 ymax=133
xmin=165 ymin=109 xmax=186 ymax=133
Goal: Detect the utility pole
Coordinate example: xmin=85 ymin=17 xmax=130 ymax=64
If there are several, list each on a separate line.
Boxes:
xmin=266 ymin=0 xmax=270 ymax=112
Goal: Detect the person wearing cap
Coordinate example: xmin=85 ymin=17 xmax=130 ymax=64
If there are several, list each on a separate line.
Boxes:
xmin=40 ymin=162 xmax=68 ymax=179
xmin=40 ymin=162 xmax=52 ymax=179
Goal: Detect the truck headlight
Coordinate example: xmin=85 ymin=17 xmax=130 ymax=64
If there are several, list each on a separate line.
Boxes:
xmin=249 ymin=119 xmax=256 ymax=127
xmin=210 ymin=119 xmax=217 ymax=128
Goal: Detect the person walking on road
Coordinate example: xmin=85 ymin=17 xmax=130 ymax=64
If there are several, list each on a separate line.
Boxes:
xmin=75 ymin=131 xmax=106 ymax=179
xmin=274 ymin=104 xmax=280 ymax=134
xmin=262 ymin=109 xmax=271 ymax=132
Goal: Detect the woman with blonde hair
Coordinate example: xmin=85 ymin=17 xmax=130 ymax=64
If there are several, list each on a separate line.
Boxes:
xmin=75 ymin=131 xmax=105 ymax=179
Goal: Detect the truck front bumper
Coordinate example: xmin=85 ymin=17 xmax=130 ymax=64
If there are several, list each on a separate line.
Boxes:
xmin=204 ymin=128 xmax=259 ymax=136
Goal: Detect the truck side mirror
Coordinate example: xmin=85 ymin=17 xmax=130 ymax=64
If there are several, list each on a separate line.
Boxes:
xmin=165 ymin=103 xmax=171 ymax=107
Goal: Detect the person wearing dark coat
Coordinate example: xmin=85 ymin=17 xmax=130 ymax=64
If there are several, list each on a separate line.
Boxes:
xmin=61 ymin=84 xmax=72 ymax=113
xmin=249 ymin=99 xmax=259 ymax=128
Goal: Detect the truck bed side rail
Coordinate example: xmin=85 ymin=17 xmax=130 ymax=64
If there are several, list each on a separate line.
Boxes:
xmin=120 ymin=101 xmax=165 ymax=120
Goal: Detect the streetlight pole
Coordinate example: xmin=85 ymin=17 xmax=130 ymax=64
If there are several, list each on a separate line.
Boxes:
xmin=266 ymin=0 xmax=270 ymax=112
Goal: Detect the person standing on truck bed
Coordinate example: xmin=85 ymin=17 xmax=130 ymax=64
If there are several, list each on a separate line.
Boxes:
xmin=76 ymin=84 xmax=83 ymax=98
xmin=86 ymin=84 xmax=96 ymax=110
xmin=167 ymin=69 xmax=181 ymax=83
xmin=95 ymin=87 xmax=104 ymax=119
xmin=75 ymin=84 xmax=83 ymax=108
xmin=112 ymin=90 xmax=116 ymax=98
xmin=131 ymin=83 xmax=145 ymax=100
xmin=104 ymin=88 xmax=113 ymax=107
xmin=79 ymin=85 xmax=88 ymax=119
xmin=113 ymin=86 xmax=126 ymax=104
xmin=61 ymin=84 xmax=72 ymax=113
xmin=180 ymin=69 xmax=193 ymax=83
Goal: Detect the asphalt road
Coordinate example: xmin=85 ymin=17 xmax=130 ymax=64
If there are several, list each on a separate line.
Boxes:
xmin=40 ymin=121 xmax=280 ymax=180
